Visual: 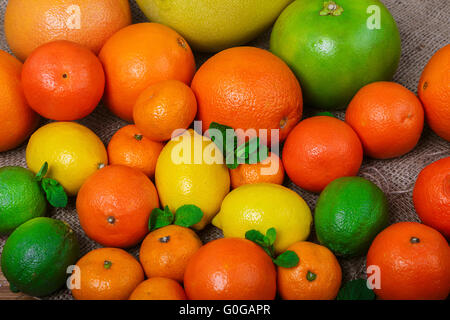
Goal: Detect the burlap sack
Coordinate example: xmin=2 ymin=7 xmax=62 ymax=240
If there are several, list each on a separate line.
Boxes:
xmin=0 ymin=0 xmax=449 ymax=300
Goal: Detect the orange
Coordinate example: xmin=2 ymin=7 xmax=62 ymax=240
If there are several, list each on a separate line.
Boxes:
xmin=133 ymin=80 xmax=197 ymax=142
xmin=0 ymin=50 xmax=39 ymax=152
xmin=366 ymin=222 xmax=450 ymax=300
xmin=99 ymin=23 xmax=196 ymax=122
xmin=107 ymin=125 xmax=164 ymax=178
xmin=277 ymin=241 xmax=342 ymax=300
xmin=229 ymin=152 xmax=285 ymax=189
xmin=4 ymin=0 xmax=131 ymax=61
xmin=140 ymin=225 xmax=202 ymax=282
xmin=191 ymin=47 xmax=302 ymax=144
xmin=282 ymin=116 xmax=363 ymax=193
xmin=345 ymin=81 xmax=424 ymax=159
xmin=21 ymin=41 xmax=105 ymax=121
xmin=418 ymin=44 xmax=450 ymax=141
xmin=76 ymin=165 xmax=160 ymax=248
xmin=413 ymin=157 xmax=450 ymax=238
xmin=184 ymin=238 xmax=276 ymax=300
xmin=71 ymin=248 xmax=144 ymax=300
xmin=129 ymin=278 xmax=187 ymax=300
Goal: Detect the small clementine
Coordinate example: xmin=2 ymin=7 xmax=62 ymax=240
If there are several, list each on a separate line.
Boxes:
xmin=129 ymin=277 xmax=187 ymax=300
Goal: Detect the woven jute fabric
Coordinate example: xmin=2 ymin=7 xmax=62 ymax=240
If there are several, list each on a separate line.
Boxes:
xmin=0 ymin=0 xmax=449 ymax=300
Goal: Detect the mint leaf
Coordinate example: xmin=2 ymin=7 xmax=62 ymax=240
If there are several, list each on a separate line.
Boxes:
xmin=209 ymin=122 xmax=239 ymax=169
xmin=337 ymin=279 xmax=376 ymax=300
xmin=149 ymin=206 xmax=174 ymax=231
xmin=174 ymin=205 xmax=203 ymax=228
xmin=265 ymin=228 xmax=277 ymax=246
xmin=41 ymin=178 xmax=68 ymax=208
xmin=245 ymin=229 xmax=266 ymax=246
xmin=35 ymin=162 xmax=48 ymax=182
xmin=252 ymin=143 xmax=269 ymax=164
xmin=273 ymin=250 xmax=299 ymax=268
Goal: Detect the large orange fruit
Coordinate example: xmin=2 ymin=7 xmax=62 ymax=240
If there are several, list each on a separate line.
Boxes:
xmin=184 ymin=238 xmax=276 ymax=300
xmin=133 ymin=80 xmax=197 ymax=142
xmin=107 ymin=125 xmax=164 ymax=178
xmin=418 ymin=44 xmax=450 ymax=141
xmin=191 ymin=47 xmax=302 ymax=144
xmin=282 ymin=116 xmax=363 ymax=193
xmin=366 ymin=222 xmax=450 ymax=300
xmin=129 ymin=277 xmax=187 ymax=300
xmin=21 ymin=41 xmax=105 ymax=121
xmin=76 ymin=165 xmax=160 ymax=248
xmin=71 ymin=248 xmax=144 ymax=300
xmin=346 ymin=82 xmax=424 ymax=159
xmin=278 ymin=241 xmax=342 ymax=300
xmin=140 ymin=225 xmax=202 ymax=282
xmin=4 ymin=0 xmax=131 ymax=61
xmin=99 ymin=23 xmax=196 ymax=122
xmin=0 ymin=50 xmax=39 ymax=152
xmin=413 ymin=157 xmax=450 ymax=238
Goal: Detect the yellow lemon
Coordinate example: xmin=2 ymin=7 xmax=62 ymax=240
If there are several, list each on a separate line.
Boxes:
xmin=212 ymin=183 xmax=312 ymax=253
xmin=155 ymin=129 xmax=230 ymax=230
xmin=26 ymin=122 xmax=108 ymax=196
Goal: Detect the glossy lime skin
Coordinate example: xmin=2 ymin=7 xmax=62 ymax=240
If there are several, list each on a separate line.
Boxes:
xmin=1 ymin=217 xmax=80 ymax=297
xmin=0 ymin=166 xmax=47 ymax=234
xmin=270 ymin=0 xmax=401 ymax=109
xmin=314 ymin=177 xmax=389 ymax=257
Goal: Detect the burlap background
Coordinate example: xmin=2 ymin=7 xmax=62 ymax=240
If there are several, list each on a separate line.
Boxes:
xmin=0 ymin=0 xmax=449 ymax=300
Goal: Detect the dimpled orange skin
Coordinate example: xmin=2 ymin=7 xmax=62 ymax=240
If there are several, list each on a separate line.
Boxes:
xmin=230 ymin=152 xmax=285 ymax=189
xmin=278 ymin=242 xmax=342 ymax=300
xmin=345 ymin=82 xmax=424 ymax=159
xmin=76 ymin=165 xmax=160 ymax=248
xmin=139 ymin=225 xmax=203 ymax=282
xmin=366 ymin=222 xmax=450 ymax=300
xmin=413 ymin=157 xmax=450 ymax=238
xmin=191 ymin=47 xmax=302 ymax=144
xmin=282 ymin=116 xmax=363 ymax=193
xmin=418 ymin=44 xmax=450 ymax=142
xmin=133 ymin=80 xmax=198 ymax=142
xmin=129 ymin=277 xmax=187 ymax=300
xmin=184 ymin=238 xmax=277 ymax=300
xmin=71 ymin=248 xmax=144 ymax=300
xmin=107 ymin=125 xmax=164 ymax=178
xmin=21 ymin=40 xmax=105 ymax=121
xmin=99 ymin=23 xmax=196 ymax=122
xmin=4 ymin=0 xmax=132 ymax=61
xmin=0 ymin=50 xmax=39 ymax=152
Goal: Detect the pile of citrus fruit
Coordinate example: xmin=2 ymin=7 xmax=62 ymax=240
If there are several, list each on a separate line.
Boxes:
xmin=0 ymin=0 xmax=449 ymax=301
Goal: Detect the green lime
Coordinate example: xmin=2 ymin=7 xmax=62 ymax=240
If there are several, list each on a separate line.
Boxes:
xmin=1 ymin=217 xmax=80 ymax=297
xmin=0 ymin=166 xmax=47 ymax=234
xmin=270 ymin=0 xmax=401 ymax=109
xmin=314 ymin=177 xmax=389 ymax=257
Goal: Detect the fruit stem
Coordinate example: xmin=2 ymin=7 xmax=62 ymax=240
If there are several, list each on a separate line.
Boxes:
xmin=134 ymin=134 xmax=144 ymax=141
xmin=320 ymin=1 xmax=344 ymax=16
xmin=306 ymin=271 xmax=317 ymax=281
xmin=104 ymin=260 xmax=112 ymax=269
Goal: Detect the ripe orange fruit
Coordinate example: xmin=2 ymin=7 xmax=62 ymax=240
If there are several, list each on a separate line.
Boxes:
xmin=133 ymin=80 xmax=197 ymax=142
xmin=418 ymin=44 xmax=450 ymax=141
xmin=21 ymin=41 xmax=105 ymax=121
xmin=99 ymin=23 xmax=196 ymax=122
xmin=366 ymin=222 xmax=450 ymax=300
xmin=229 ymin=152 xmax=285 ymax=189
xmin=107 ymin=125 xmax=164 ymax=178
xmin=0 ymin=50 xmax=39 ymax=152
xmin=129 ymin=277 xmax=187 ymax=300
xmin=76 ymin=165 xmax=160 ymax=248
xmin=191 ymin=47 xmax=302 ymax=144
xmin=140 ymin=225 xmax=202 ymax=282
xmin=71 ymin=247 xmax=144 ymax=300
xmin=4 ymin=0 xmax=131 ymax=61
xmin=413 ymin=157 xmax=450 ymax=238
xmin=278 ymin=241 xmax=342 ymax=300
xmin=184 ymin=238 xmax=276 ymax=300
xmin=282 ymin=116 xmax=363 ymax=193
xmin=346 ymin=82 xmax=424 ymax=159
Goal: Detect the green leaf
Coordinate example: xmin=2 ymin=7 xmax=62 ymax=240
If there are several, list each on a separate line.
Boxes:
xmin=148 ymin=206 xmax=174 ymax=231
xmin=41 ymin=178 xmax=68 ymax=208
xmin=174 ymin=204 xmax=204 ymax=228
xmin=245 ymin=229 xmax=266 ymax=246
xmin=265 ymin=228 xmax=277 ymax=246
xmin=316 ymin=111 xmax=335 ymax=118
xmin=337 ymin=279 xmax=376 ymax=300
xmin=35 ymin=162 xmax=48 ymax=181
xmin=273 ymin=250 xmax=300 ymax=268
